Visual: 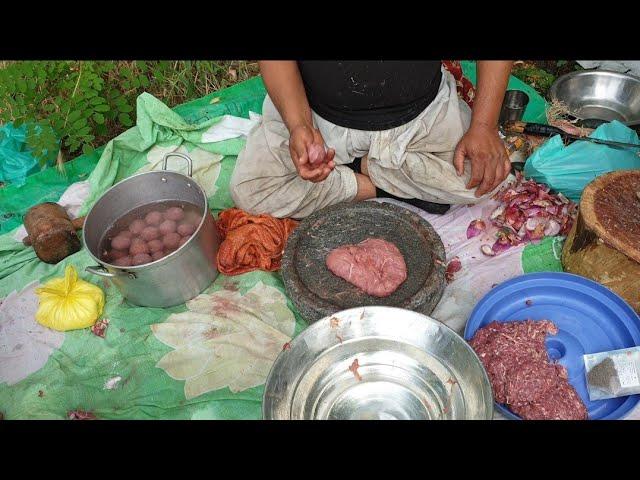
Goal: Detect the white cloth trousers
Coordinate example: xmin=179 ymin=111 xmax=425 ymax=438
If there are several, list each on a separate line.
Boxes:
xmin=230 ymin=68 xmax=503 ymax=219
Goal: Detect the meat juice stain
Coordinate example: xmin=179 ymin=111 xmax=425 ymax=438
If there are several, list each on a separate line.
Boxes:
xmin=349 ymin=359 xmax=362 ymax=381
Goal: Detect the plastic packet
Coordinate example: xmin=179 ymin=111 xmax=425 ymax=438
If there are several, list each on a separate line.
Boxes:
xmin=35 ymin=265 xmax=105 ymax=331
xmin=583 ymin=347 xmax=640 ymax=401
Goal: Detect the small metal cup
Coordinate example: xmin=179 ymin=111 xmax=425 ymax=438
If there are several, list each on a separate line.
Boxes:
xmin=499 ymin=90 xmax=530 ymax=125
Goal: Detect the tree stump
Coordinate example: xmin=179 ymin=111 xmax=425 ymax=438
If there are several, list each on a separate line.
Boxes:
xmin=562 ymin=170 xmax=640 ymax=313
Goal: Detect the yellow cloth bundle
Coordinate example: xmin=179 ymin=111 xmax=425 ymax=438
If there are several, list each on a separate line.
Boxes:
xmin=35 ymin=265 xmax=105 ymax=331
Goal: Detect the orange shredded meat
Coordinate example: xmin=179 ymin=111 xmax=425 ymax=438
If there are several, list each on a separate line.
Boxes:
xmin=216 ymin=208 xmax=298 ymax=276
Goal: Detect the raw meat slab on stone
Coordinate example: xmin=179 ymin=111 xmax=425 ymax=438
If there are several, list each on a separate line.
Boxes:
xmin=325 ymin=238 xmax=407 ymax=297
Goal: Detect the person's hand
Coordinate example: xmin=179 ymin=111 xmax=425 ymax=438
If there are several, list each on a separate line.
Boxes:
xmin=289 ymin=124 xmax=335 ymax=183
xmin=453 ymin=123 xmax=511 ymax=197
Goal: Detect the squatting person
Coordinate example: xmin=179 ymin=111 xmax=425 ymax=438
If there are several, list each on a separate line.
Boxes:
xmin=230 ymin=60 xmax=514 ymax=219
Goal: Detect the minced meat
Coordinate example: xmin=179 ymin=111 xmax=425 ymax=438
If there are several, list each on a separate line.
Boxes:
xmin=469 ymin=319 xmax=588 ymax=420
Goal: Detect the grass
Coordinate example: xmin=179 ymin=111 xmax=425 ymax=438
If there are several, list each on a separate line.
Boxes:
xmin=140 ymin=60 xmax=259 ymax=107
xmin=0 ymin=59 xmax=574 ymax=180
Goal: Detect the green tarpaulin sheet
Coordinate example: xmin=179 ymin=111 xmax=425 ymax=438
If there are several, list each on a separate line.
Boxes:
xmin=0 ymin=66 xmax=558 ymax=420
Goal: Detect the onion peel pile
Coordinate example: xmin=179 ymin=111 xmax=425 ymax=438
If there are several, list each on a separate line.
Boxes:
xmin=469 ymin=173 xmax=577 ymax=256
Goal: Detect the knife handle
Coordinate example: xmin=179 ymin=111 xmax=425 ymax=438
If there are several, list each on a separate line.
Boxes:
xmin=503 ymin=121 xmax=564 ymax=138
xmin=521 ymin=123 xmax=564 ymax=137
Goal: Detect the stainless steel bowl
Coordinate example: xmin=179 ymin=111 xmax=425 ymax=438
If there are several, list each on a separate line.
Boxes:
xmin=549 ymin=70 xmax=640 ymax=123
xmin=263 ymin=306 xmax=493 ymax=420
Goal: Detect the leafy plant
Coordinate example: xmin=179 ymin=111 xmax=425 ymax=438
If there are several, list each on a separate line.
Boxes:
xmin=511 ymin=63 xmax=557 ymax=96
xmin=0 ymin=61 xmax=259 ymax=165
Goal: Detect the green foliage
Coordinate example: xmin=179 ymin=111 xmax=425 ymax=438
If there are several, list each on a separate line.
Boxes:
xmin=511 ymin=64 xmax=557 ymax=96
xmin=0 ymin=61 xmax=259 ymax=163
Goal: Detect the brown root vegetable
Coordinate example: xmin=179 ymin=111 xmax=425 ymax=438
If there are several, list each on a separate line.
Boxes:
xmin=114 ymin=256 xmax=133 ymax=267
xmin=159 ymin=219 xmax=177 ymax=235
xmin=177 ymin=222 xmax=196 ymax=236
xmin=118 ymin=230 xmax=133 ymax=239
xmin=71 ymin=216 xmax=86 ymax=230
xmin=141 ymin=226 xmax=160 ymax=241
xmin=147 ymin=239 xmax=163 ymax=253
xmin=129 ymin=238 xmax=149 ymax=255
xmin=111 ymin=235 xmax=132 ymax=251
xmin=165 ymin=207 xmax=185 ymax=221
xmin=151 ymin=250 xmax=165 ymax=262
xmin=162 ymin=232 xmax=181 ymax=250
xmin=145 ymin=211 xmax=163 ymax=226
xmin=23 ymin=203 xmax=82 ymax=264
xmin=129 ymin=219 xmax=146 ymax=235
xmin=131 ymin=253 xmax=152 ymax=266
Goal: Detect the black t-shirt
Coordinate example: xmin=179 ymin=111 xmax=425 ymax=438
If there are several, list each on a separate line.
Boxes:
xmin=297 ymin=61 xmax=442 ymax=131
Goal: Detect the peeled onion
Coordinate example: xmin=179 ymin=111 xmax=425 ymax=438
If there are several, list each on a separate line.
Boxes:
xmin=129 ymin=219 xmax=146 ymax=235
xmin=109 ymin=249 xmax=128 ymax=261
xmin=114 ymin=256 xmax=133 ymax=266
xmin=111 ymin=235 xmax=131 ymax=250
xmin=162 ymin=232 xmax=181 ymax=250
xmin=147 ymin=239 xmax=163 ymax=253
xmin=141 ymin=226 xmax=160 ymax=241
xmin=159 ymin=219 xmax=177 ymax=235
xmin=129 ymin=238 xmax=149 ymax=255
xmin=164 ymin=207 xmax=185 ymax=221
xmin=308 ymin=143 xmax=326 ymax=165
xmin=145 ymin=211 xmax=163 ymax=226
xmin=131 ymin=253 xmax=152 ymax=266
xmin=177 ymin=222 xmax=196 ymax=236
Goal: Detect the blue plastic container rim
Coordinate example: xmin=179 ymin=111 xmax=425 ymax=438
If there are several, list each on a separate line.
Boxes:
xmin=464 ymin=272 xmax=640 ymax=421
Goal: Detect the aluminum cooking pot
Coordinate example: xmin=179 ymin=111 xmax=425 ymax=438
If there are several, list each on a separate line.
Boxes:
xmin=83 ymin=153 xmax=220 ymax=307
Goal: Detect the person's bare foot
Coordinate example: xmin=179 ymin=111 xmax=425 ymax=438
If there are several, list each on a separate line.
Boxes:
xmin=361 ymin=155 xmax=370 ymax=176
xmin=348 ymin=155 xmax=450 ymax=215
xmin=354 ymin=173 xmax=376 ymax=201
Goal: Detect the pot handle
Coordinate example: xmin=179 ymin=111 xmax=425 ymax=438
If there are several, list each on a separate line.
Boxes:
xmin=162 ymin=153 xmax=193 ymax=177
xmin=86 ymin=265 xmax=136 ymax=280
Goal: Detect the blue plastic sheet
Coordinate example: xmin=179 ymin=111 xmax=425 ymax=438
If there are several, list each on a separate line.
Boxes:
xmin=0 ymin=123 xmax=55 ymax=187
xmin=524 ymin=121 xmax=640 ymax=202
